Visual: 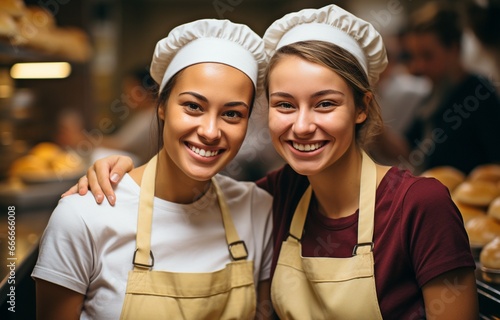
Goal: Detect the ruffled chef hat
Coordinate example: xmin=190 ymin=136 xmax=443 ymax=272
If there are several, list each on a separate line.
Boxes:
xmin=263 ymin=4 xmax=388 ymax=85
xmin=151 ymin=19 xmax=267 ymax=93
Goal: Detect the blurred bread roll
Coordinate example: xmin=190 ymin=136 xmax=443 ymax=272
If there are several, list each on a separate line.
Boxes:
xmin=480 ymin=237 xmax=500 ymax=270
xmin=469 ymin=164 xmax=500 ymax=183
xmin=420 ymin=166 xmax=466 ymax=191
xmin=19 ymin=5 xmax=56 ymax=30
xmin=465 ymin=215 xmax=500 ymax=246
xmin=488 ymin=197 xmax=500 ymax=221
xmin=51 ymin=151 xmax=85 ymax=174
xmin=0 ymin=0 xmax=26 ymax=18
xmin=0 ymin=12 xmax=18 ymax=37
xmin=30 ymin=142 xmax=63 ymax=161
xmin=9 ymin=154 xmax=51 ymax=176
xmin=455 ymin=201 xmax=485 ymax=224
xmin=49 ymin=27 xmax=93 ymax=62
xmin=14 ymin=5 xmax=56 ymax=47
xmin=453 ymin=180 xmax=500 ymax=207
xmin=9 ymin=142 xmax=85 ymax=181
xmin=480 ymin=237 xmax=500 ymax=284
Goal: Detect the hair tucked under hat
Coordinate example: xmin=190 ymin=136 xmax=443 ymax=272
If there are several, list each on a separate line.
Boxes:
xmin=263 ymin=4 xmax=388 ymax=85
xmin=150 ymin=19 xmax=267 ymax=94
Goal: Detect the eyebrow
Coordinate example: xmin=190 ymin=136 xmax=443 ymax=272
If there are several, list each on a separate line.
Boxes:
xmin=270 ymin=89 xmax=344 ymax=99
xmin=179 ymin=91 xmax=249 ymax=109
xmin=311 ymin=89 xmax=345 ymax=98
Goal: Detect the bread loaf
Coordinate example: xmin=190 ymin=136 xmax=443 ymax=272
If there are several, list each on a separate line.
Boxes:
xmin=453 ymin=180 xmax=499 ymax=208
xmin=480 ymin=237 xmax=500 ymax=283
xmin=0 ymin=12 xmax=18 ymax=37
xmin=0 ymin=0 xmax=26 ymax=18
xmin=465 ymin=215 xmax=500 ymax=247
xmin=455 ymin=201 xmax=486 ymax=224
xmin=488 ymin=197 xmax=500 ymax=222
xmin=420 ymin=166 xmax=466 ymax=191
xmin=469 ymin=164 xmax=500 ymax=183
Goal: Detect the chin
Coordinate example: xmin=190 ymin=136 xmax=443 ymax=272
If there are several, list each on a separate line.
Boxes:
xmin=288 ymin=162 xmax=324 ymax=177
xmin=186 ymin=169 xmax=220 ymax=182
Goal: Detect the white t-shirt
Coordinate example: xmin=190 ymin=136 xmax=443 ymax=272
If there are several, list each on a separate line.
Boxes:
xmin=32 ymin=173 xmax=273 ymax=320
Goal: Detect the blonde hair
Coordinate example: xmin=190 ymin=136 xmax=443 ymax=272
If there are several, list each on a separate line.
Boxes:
xmin=264 ymin=40 xmax=383 ymax=148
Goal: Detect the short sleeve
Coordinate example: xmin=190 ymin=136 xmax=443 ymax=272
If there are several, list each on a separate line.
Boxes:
xmin=402 ymin=178 xmax=475 ymax=287
xmin=31 ymin=196 xmax=95 ymax=294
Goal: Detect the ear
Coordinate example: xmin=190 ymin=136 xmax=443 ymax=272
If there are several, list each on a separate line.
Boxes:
xmin=355 ymin=93 xmax=371 ymax=124
xmin=158 ymin=106 xmax=165 ymax=120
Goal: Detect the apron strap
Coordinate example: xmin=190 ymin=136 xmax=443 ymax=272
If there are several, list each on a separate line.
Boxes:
xmin=133 ymin=154 xmax=248 ymax=270
xmin=133 ymin=155 xmax=158 ymax=269
xmin=288 ymin=186 xmax=312 ymax=241
xmin=212 ymin=179 xmax=248 ymax=260
xmin=354 ymin=151 xmax=377 ymax=255
xmin=287 ymin=150 xmax=378 ymax=254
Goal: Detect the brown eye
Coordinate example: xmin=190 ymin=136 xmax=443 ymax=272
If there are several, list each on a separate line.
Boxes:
xmin=183 ymin=103 xmax=202 ymax=112
xmin=277 ymin=102 xmax=294 ymax=109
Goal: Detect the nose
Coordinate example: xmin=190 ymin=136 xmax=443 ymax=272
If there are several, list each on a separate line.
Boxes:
xmin=292 ymin=108 xmax=316 ymax=137
xmin=197 ymin=115 xmax=221 ymax=142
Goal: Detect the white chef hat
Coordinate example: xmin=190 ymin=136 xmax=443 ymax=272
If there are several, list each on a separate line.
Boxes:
xmin=150 ymin=19 xmax=267 ymax=94
xmin=263 ymin=4 xmax=388 ymax=85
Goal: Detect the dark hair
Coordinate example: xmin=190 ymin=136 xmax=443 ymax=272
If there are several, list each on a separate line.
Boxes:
xmin=408 ymin=2 xmax=462 ymax=48
xmin=264 ymin=40 xmax=383 ymax=148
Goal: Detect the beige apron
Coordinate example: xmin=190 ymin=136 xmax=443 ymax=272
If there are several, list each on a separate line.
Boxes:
xmin=120 ymin=155 xmax=256 ymax=320
xmin=271 ymin=151 xmax=383 ymax=320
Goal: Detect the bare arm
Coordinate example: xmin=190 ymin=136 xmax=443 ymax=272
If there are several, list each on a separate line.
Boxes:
xmin=255 ymin=279 xmax=273 ymax=320
xmin=61 ymin=155 xmax=134 ymax=206
xmin=422 ymin=267 xmax=478 ymax=320
xmin=36 ymin=279 xmax=85 ymax=320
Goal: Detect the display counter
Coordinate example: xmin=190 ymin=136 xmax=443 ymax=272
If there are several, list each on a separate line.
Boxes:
xmin=476 ymin=267 xmax=500 ymax=319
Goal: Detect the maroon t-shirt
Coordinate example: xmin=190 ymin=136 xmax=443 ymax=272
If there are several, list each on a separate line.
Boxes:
xmin=256 ymin=165 xmax=475 ymax=319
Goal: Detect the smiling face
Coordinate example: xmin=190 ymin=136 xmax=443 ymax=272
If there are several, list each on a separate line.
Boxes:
xmin=268 ymin=55 xmax=367 ymax=176
xmin=158 ymin=62 xmax=254 ymax=182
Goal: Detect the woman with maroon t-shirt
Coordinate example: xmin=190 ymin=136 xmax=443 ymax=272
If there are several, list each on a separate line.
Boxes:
xmin=65 ymin=5 xmax=478 ymax=319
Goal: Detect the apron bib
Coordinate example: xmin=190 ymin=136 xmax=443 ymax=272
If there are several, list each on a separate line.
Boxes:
xmin=120 ymin=155 xmax=256 ymax=320
xmin=271 ymin=151 xmax=383 ymax=320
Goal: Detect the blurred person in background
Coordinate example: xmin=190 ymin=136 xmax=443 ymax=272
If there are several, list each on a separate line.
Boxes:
xmin=376 ymin=32 xmax=431 ymax=138
xmin=368 ymin=29 xmax=432 ymax=166
xmin=54 ymin=68 xmax=159 ymax=167
xmin=462 ymin=0 xmax=500 ymax=90
xmin=400 ymin=1 xmax=500 ymax=175
xmin=92 ymin=67 xmax=158 ymax=166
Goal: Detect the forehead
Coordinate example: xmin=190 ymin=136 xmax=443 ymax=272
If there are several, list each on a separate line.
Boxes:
xmin=175 ymin=62 xmax=253 ymax=90
xmin=169 ymin=62 xmax=254 ymax=104
xmin=269 ymin=55 xmax=349 ymax=90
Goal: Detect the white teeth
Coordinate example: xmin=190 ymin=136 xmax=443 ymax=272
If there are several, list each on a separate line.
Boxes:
xmin=189 ymin=145 xmax=219 ymax=157
xmin=292 ymin=142 xmax=323 ymax=152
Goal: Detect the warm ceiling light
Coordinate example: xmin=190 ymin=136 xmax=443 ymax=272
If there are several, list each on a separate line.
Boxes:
xmin=10 ymin=62 xmax=72 ymax=79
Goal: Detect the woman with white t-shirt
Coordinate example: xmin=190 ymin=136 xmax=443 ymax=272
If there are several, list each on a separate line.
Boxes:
xmin=32 ymin=18 xmax=273 ymax=320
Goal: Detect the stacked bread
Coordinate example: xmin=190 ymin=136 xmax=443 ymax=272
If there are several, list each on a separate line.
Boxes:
xmin=423 ymin=164 xmax=500 ymax=283
xmin=9 ymin=142 xmax=86 ymax=182
xmin=452 ymin=165 xmax=500 ymax=247
xmin=0 ymin=0 xmax=92 ymax=62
